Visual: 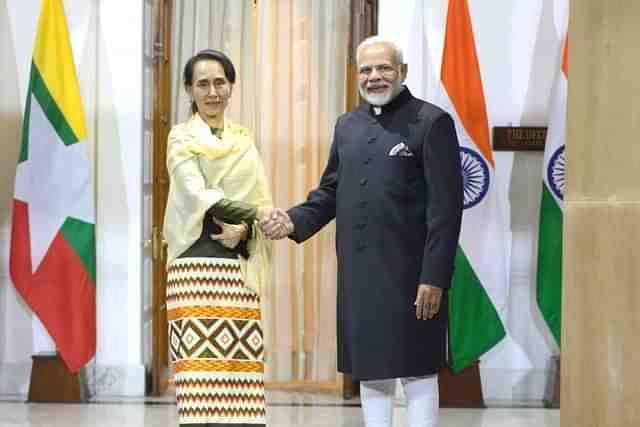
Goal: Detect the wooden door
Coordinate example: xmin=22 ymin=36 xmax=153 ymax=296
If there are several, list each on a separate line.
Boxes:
xmin=347 ymin=0 xmax=378 ymax=110
xmin=150 ymin=0 xmax=172 ymax=396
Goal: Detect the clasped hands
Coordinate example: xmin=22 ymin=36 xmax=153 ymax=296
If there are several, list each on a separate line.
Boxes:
xmin=257 ymin=207 xmax=294 ymax=240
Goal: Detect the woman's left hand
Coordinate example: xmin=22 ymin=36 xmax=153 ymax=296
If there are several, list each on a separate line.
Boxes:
xmin=210 ymin=218 xmax=248 ymax=249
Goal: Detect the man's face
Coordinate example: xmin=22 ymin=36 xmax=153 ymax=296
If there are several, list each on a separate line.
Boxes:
xmin=188 ymin=59 xmax=232 ymax=119
xmin=357 ymin=43 xmax=406 ymax=106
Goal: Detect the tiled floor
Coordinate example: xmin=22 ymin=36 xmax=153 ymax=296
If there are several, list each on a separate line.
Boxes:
xmin=0 ymin=391 xmax=560 ymax=427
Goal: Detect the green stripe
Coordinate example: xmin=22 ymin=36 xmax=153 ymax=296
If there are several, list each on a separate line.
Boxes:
xmin=61 ymin=217 xmax=96 ymax=284
xmin=30 ymin=63 xmax=79 ymax=146
xmin=449 ymin=246 xmax=506 ymax=374
xmin=536 ymin=185 xmax=563 ymax=346
xmin=18 ymin=67 xmax=35 ymax=163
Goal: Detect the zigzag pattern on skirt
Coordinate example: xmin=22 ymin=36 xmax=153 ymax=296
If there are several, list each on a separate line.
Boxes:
xmin=168 ymin=276 xmax=245 ymax=289
xmin=169 ymin=256 xmax=266 ymax=426
xmin=174 ymin=377 xmax=265 ymax=390
xmin=168 ymin=261 xmax=242 ymax=275
xmin=176 ymin=393 xmax=265 ymax=405
xmin=177 ymin=407 xmax=266 ymax=418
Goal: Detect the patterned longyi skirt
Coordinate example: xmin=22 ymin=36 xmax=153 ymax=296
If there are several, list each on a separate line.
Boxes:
xmin=167 ymin=257 xmax=266 ymax=426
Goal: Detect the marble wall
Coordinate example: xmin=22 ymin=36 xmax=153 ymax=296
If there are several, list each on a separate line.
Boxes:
xmin=563 ymin=2 xmax=640 ymax=425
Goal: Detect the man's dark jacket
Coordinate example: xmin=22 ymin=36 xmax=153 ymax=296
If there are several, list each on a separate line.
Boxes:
xmin=288 ymin=87 xmax=463 ymax=380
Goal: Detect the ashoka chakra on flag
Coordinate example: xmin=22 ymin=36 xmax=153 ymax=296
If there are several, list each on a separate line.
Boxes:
xmin=460 ymin=147 xmax=490 ymax=210
xmin=547 ymin=145 xmax=566 ymax=201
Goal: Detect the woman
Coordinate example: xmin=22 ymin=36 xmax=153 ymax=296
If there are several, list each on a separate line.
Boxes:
xmin=163 ymin=49 xmax=273 ymax=427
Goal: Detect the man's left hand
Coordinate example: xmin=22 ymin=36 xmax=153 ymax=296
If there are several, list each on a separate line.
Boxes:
xmin=414 ymin=284 xmax=443 ymax=320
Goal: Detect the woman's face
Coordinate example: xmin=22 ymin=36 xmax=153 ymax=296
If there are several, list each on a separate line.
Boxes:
xmin=188 ymin=59 xmax=232 ymax=119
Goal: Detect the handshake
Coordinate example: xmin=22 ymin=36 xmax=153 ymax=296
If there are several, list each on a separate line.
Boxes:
xmin=257 ymin=207 xmax=295 ymax=240
xmin=210 ymin=207 xmax=294 ymax=249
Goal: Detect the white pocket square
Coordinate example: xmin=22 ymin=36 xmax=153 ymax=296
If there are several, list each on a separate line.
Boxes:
xmin=388 ymin=142 xmax=414 ymax=157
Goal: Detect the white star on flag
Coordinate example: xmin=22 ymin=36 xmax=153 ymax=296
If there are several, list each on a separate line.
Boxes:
xmin=14 ymin=95 xmax=94 ymax=273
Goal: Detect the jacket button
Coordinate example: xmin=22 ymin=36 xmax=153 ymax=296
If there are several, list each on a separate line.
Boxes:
xmin=364 ymin=157 xmax=372 ymax=165
xmin=360 ymin=178 xmax=368 ymax=186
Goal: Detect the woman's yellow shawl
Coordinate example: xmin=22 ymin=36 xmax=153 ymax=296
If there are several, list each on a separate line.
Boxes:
xmin=163 ymin=113 xmax=273 ymax=296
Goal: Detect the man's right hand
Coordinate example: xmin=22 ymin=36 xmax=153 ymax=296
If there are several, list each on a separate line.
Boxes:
xmin=258 ymin=208 xmax=294 ymax=240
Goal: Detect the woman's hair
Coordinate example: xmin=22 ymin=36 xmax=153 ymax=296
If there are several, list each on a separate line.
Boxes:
xmin=183 ymin=49 xmax=236 ymax=114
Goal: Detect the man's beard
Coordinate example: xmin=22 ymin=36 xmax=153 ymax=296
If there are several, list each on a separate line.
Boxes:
xmin=359 ymin=79 xmax=403 ymax=106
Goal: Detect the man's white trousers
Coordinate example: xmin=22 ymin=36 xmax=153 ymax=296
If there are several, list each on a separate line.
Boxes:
xmin=359 ymin=375 xmax=439 ymax=427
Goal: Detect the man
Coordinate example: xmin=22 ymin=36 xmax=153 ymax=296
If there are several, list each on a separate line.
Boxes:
xmin=260 ymin=36 xmax=463 ymax=427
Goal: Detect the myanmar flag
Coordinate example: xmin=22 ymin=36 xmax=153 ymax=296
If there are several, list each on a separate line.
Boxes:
xmin=408 ymin=0 xmax=507 ymax=373
xmin=536 ymin=36 xmax=568 ymax=347
xmin=10 ymin=0 xmax=96 ymax=373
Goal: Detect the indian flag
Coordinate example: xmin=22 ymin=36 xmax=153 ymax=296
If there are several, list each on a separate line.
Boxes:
xmin=408 ymin=0 xmax=507 ymax=373
xmin=536 ymin=37 xmax=568 ymax=346
xmin=10 ymin=0 xmax=96 ymax=373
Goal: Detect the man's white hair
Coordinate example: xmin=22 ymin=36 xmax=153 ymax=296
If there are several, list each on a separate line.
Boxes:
xmin=356 ymin=36 xmax=404 ymax=65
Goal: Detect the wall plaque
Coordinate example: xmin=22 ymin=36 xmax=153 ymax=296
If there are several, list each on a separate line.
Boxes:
xmin=493 ymin=126 xmax=547 ymax=151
